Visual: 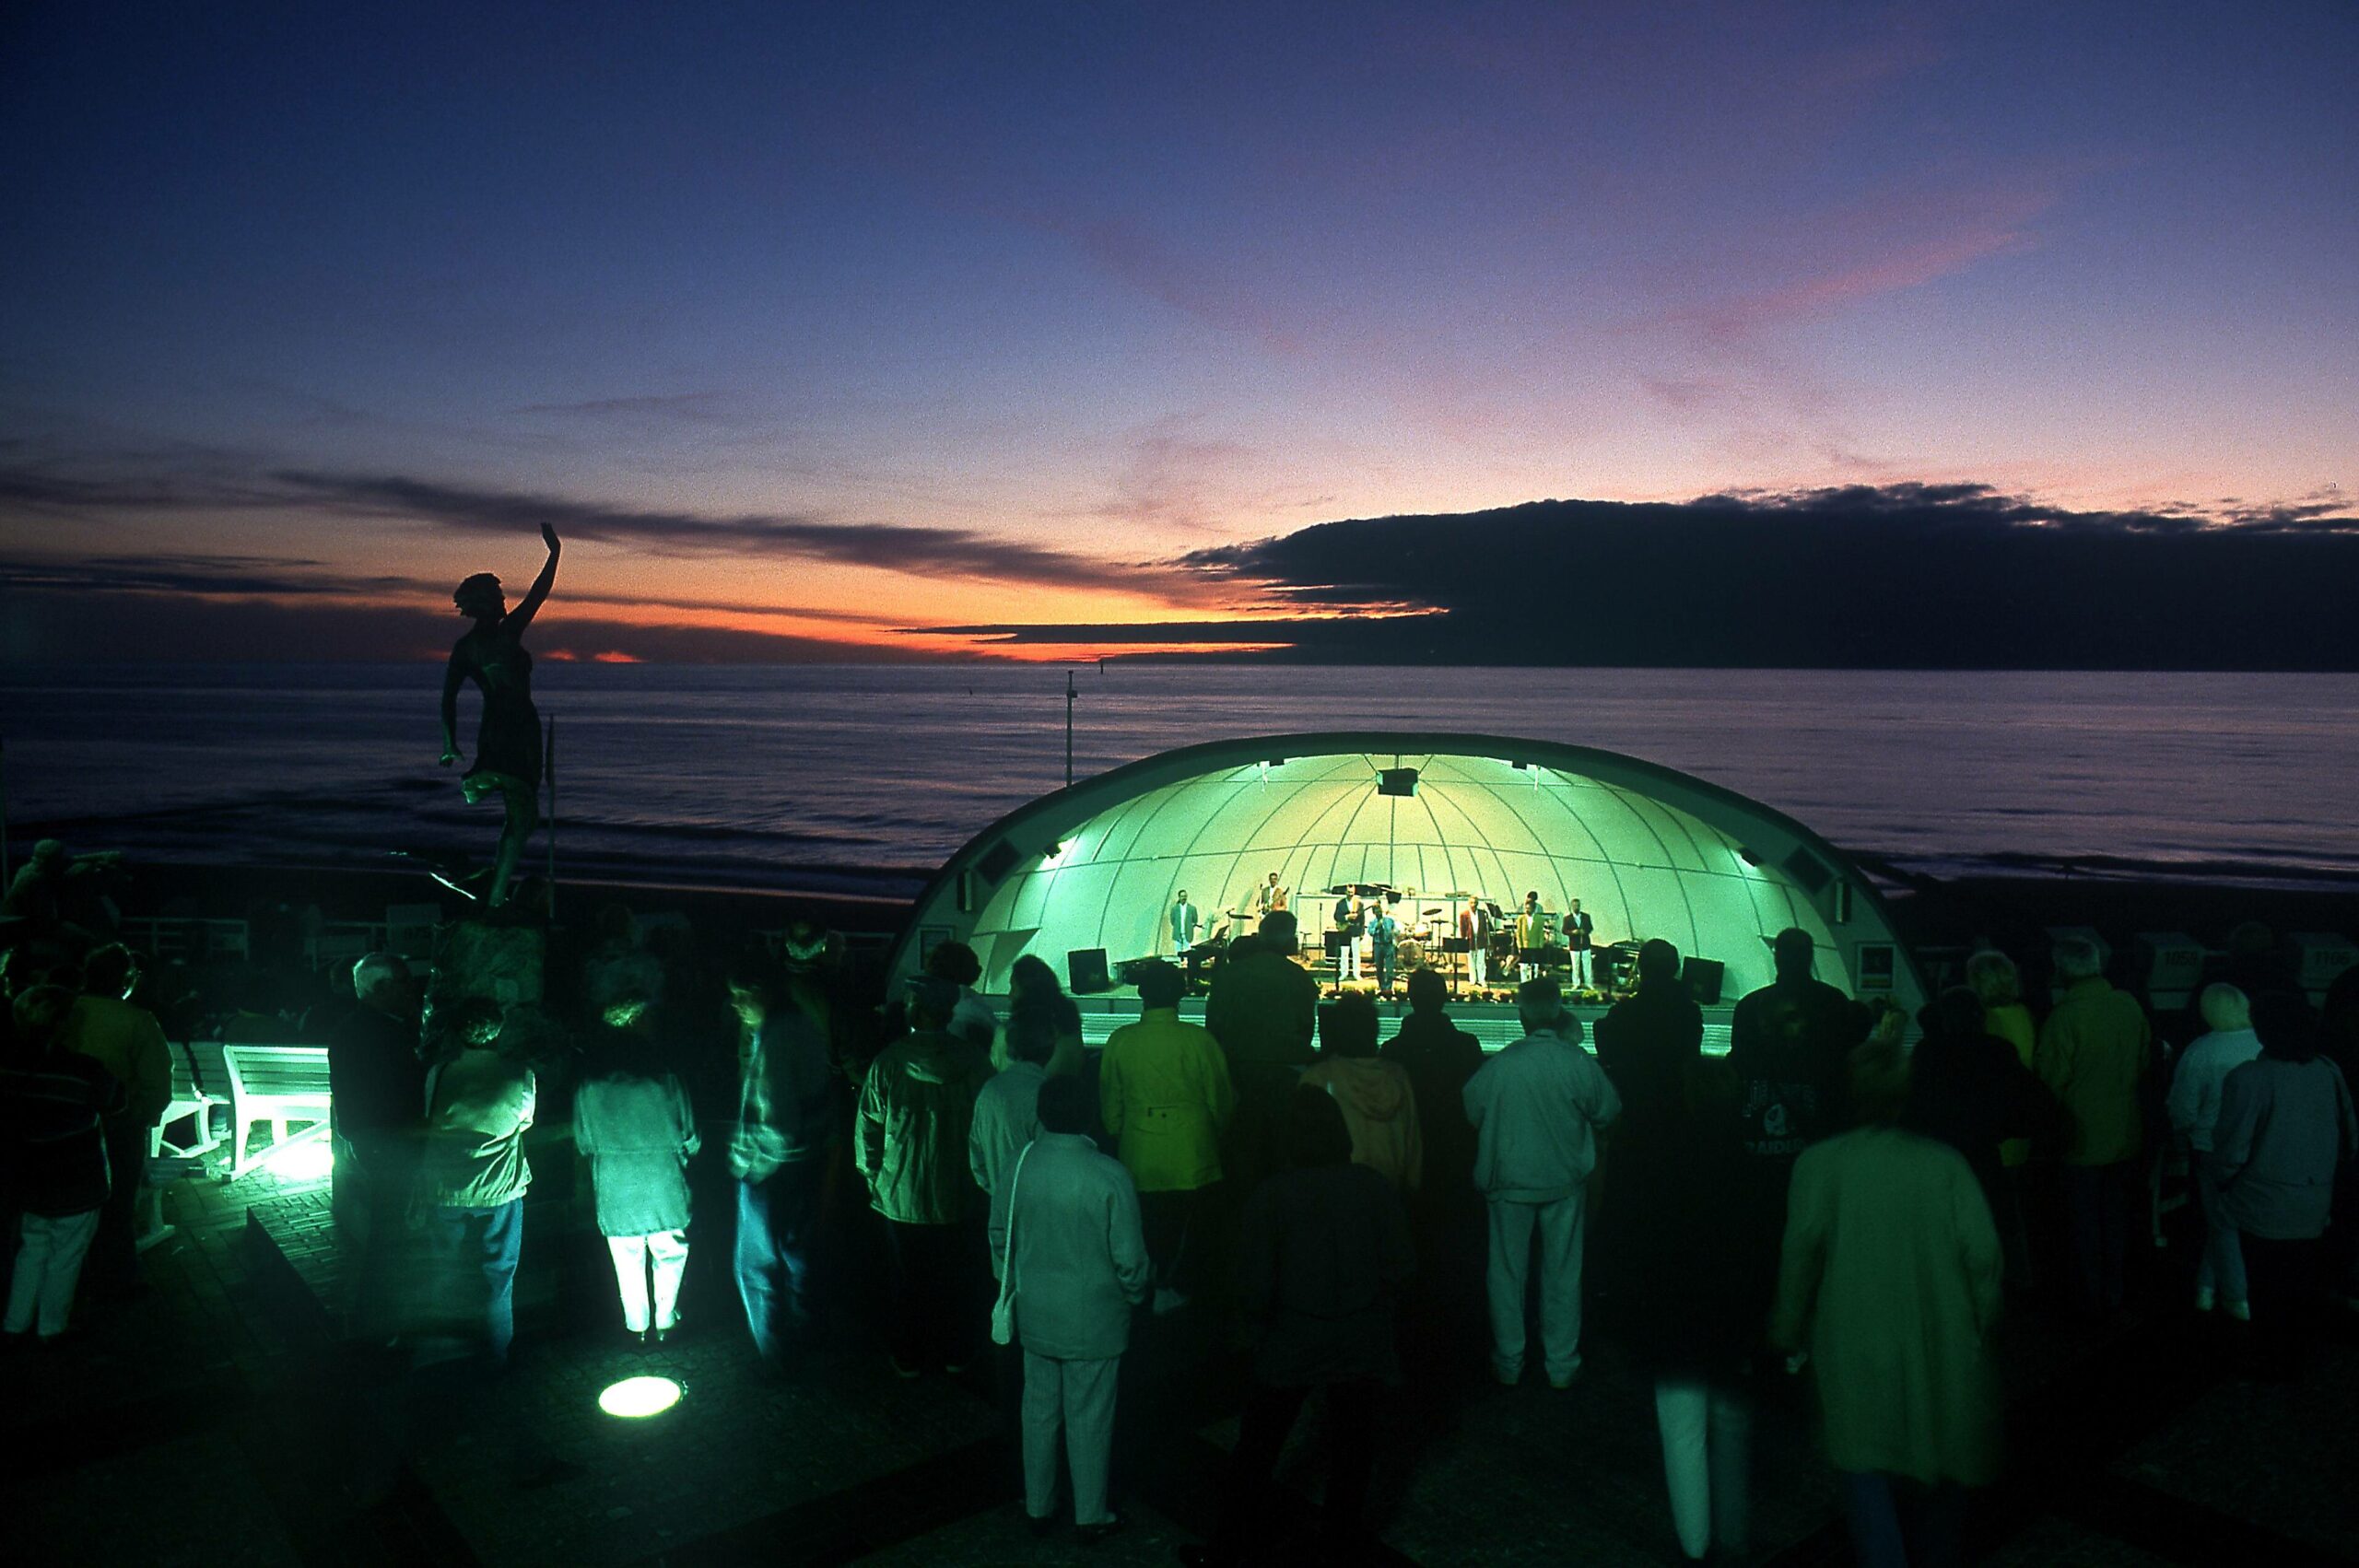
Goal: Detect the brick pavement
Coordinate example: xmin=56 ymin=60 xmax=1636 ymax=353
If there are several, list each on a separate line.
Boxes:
xmin=6 ymin=1153 xmax=2357 ymax=1566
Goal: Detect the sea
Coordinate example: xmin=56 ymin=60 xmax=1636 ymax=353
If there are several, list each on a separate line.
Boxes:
xmin=3 ymin=664 xmax=2354 ymax=898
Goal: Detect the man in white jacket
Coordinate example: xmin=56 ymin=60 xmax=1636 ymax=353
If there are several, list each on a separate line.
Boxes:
xmin=1463 ymin=977 xmax=1622 ymax=1388
xmin=990 ymin=1074 xmax=1152 ymax=1540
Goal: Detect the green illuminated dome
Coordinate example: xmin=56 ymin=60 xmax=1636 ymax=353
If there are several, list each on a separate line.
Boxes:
xmin=890 ymin=733 xmax=1921 ymax=1012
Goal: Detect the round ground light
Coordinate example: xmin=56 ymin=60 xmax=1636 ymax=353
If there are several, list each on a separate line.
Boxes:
xmin=598 ymin=1375 xmax=683 ymax=1419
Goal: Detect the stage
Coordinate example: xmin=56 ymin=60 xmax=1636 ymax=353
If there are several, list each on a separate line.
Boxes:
xmin=1067 ymin=991 xmax=1743 ymax=1055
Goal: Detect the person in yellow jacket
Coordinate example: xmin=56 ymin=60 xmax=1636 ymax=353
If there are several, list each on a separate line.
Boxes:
xmin=1099 ymin=960 xmax=1234 ymax=1307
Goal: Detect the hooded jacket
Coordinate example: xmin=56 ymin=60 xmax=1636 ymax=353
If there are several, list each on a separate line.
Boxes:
xmin=857 ymin=1027 xmax=992 ymax=1224
xmin=1300 ymin=1055 xmax=1424 ymax=1192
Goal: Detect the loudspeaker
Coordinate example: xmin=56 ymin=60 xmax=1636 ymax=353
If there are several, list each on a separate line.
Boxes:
xmin=976 ymin=839 xmax=1022 ymax=885
xmin=1682 ymin=956 xmax=1725 ymax=1005
xmin=1067 ymin=948 xmax=1111 ymax=994
xmin=1376 ymin=767 xmax=1420 ymax=798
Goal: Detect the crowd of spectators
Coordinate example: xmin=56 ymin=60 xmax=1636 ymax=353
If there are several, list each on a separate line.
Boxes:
xmin=6 ymin=856 xmax=2357 ymax=1566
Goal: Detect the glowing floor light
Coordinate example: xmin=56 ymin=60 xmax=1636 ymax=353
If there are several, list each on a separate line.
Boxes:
xmin=266 ymin=1138 xmax=335 ymax=1180
xmin=598 ymin=1375 xmax=682 ymax=1419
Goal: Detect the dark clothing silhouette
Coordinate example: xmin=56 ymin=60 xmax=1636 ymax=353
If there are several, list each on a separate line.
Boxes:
xmin=1380 ymin=1011 xmax=1487 ymax=1195
xmin=1902 ymin=1028 xmax=2048 ymax=1223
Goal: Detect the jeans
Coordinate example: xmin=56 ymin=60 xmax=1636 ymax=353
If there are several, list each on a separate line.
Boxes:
xmin=5 ymin=1208 xmax=103 ymax=1337
xmin=2061 ymin=1160 xmax=2134 ymax=1314
xmin=735 ymin=1162 xmax=821 ymax=1362
xmin=1654 ymin=1380 xmax=1750 ymax=1560
xmin=1022 ymin=1352 xmax=1121 ymax=1525
xmin=608 ymin=1230 xmax=690 ymax=1333
xmin=1842 ymin=1471 xmax=1965 ymax=1568
xmin=2192 ymin=1158 xmax=2248 ymax=1305
xmin=420 ymin=1199 xmax=523 ymax=1366
xmin=1486 ymin=1191 xmax=1588 ymax=1383
xmin=1207 ymin=1378 xmax=1380 ymax=1562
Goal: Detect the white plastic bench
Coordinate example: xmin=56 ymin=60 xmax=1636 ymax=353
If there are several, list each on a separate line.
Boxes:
xmin=220 ymin=1043 xmax=334 ymax=1178
xmin=154 ymin=1039 xmax=225 ymax=1164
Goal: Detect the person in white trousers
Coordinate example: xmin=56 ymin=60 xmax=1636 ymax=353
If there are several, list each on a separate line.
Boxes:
xmin=2 ymin=985 xmax=128 ymax=1341
xmin=1462 ymin=978 xmax=1620 ymax=1387
xmin=990 ymin=1076 xmax=1152 ymax=1540
xmin=574 ymin=998 xmax=700 ymax=1342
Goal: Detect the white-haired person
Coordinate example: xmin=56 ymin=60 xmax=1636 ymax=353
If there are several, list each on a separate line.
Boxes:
xmin=2035 ymin=936 xmax=2153 ymax=1320
xmin=327 ymin=952 xmax=427 ymax=1339
xmin=1463 ymin=977 xmax=1622 ymax=1387
xmin=2166 ymin=984 xmax=2263 ymax=1316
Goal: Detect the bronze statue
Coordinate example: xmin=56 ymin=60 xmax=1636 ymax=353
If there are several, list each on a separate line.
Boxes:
xmin=440 ymin=523 xmax=559 ymax=907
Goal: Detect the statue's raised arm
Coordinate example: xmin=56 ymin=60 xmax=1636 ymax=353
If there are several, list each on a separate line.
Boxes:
xmin=437 ymin=525 xmax=557 ymax=908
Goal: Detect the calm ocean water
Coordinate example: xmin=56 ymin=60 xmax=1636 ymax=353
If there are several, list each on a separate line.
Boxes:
xmin=3 ymin=664 xmax=2354 ymax=895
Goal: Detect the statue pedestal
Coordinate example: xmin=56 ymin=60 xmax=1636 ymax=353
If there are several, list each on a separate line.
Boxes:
xmin=431 ymin=917 xmax=546 ymax=1009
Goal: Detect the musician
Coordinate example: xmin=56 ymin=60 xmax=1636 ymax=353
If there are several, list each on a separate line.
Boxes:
xmin=1255 ymin=872 xmax=1285 ymax=919
xmin=1562 ymin=896 xmax=1595 ymax=985
xmin=1367 ymin=901 xmax=1402 ymax=998
xmin=1461 ymin=899 xmax=1494 ymax=987
xmin=1332 ymin=892 xmax=1362 ymax=983
xmin=1170 ymin=889 xmax=1202 ymax=956
xmin=1516 ymin=892 xmax=1548 ymax=981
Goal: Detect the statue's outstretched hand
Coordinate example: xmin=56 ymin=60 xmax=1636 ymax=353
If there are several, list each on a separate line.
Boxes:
xmin=541 ymin=522 xmax=560 ymax=551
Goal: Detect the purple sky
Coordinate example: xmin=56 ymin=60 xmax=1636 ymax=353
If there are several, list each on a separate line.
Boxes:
xmin=2 ymin=2 xmax=2353 ymax=661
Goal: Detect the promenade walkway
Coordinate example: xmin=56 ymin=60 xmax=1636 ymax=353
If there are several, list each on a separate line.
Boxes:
xmin=5 ymin=1155 xmax=2353 ymax=1566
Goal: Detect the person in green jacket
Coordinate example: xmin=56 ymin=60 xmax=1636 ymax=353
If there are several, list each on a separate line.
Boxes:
xmin=1773 ymin=1036 xmax=2002 ymax=1568
xmin=2035 ymin=935 xmax=2153 ymax=1318
xmin=858 ymin=977 xmax=992 ymax=1375
xmin=1100 ymin=960 xmax=1234 ymax=1302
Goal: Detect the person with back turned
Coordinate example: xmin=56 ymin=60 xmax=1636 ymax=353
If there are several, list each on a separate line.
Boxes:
xmin=1205 ymin=907 xmax=1319 ymax=1193
xmin=1098 ymin=959 xmax=1232 ymax=1305
xmin=3 ymin=986 xmax=126 ymax=1342
xmin=858 ymin=977 xmax=992 ymax=1376
xmin=327 ymin=953 xmax=427 ymax=1340
xmin=2036 ymin=934 xmax=2152 ymax=1320
xmin=1773 ymin=1035 xmax=2003 ymax=1568
xmin=1732 ymin=929 xmax=1872 ymax=1129
xmin=991 ymin=1074 xmax=1151 ymax=1543
xmin=1464 ymin=977 xmax=1622 ymax=1388
xmin=64 ymin=943 xmax=171 ymax=1297
xmin=1180 ymin=1087 xmax=1413 ymax=1568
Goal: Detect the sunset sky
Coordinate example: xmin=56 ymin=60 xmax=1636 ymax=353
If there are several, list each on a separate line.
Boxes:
xmin=3 ymin=2 xmax=2353 ymax=663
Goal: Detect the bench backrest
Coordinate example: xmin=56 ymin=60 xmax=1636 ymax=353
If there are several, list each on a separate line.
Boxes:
xmin=222 ymin=1043 xmax=334 ymax=1104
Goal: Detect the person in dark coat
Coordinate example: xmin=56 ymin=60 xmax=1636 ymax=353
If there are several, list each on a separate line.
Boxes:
xmin=1596 ymin=938 xmax=1705 ymax=1141
xmin=1618 ymin=1043 xmax=1765 ymax=1562
xmin=1731 ymin=928 xmax=1872 ymax=1129
xmin=1902 ymin=988 xmax=2050 ymax=1229
xmin=1180 ymin=1088 xmax=1414 ymax=1568
xmin=1595 ymin=939 xmax=1704 ymax=1282
xmin=1380 ymin=969 xmax=1489 ymax=1366
xmin=328 ymin=953 xmax=428 ymax=1339
xmin=3 ymin=985 xmax=127 ymax=1340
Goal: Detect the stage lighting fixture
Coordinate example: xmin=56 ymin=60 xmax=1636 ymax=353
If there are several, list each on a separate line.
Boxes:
xmin=599 ymin=1375 xmax=683 ymax=1419
xmin=1376 ymin=767 xmax=1419 ymax=798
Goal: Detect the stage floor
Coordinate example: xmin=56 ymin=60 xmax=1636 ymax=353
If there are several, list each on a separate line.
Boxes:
xmin=1068 ymin=993 xmax=1739 ymax=1054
